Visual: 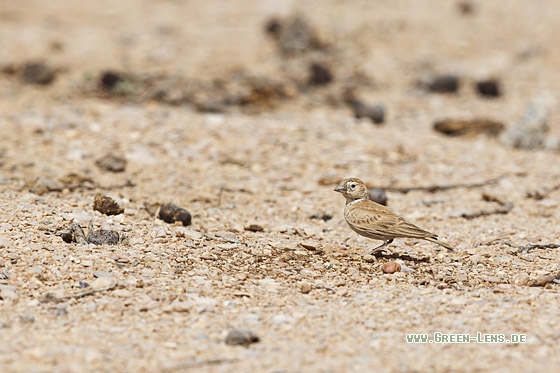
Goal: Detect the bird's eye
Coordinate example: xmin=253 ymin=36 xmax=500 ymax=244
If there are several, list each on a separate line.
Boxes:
xmin=349 ymin=183 xmax=356 ymax=189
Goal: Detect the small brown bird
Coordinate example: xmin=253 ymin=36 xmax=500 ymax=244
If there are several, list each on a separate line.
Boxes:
xmin=335 ymin=178 xmax=455 ymax=254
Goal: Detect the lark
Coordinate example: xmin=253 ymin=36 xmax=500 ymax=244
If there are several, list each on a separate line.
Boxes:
xmin=334 ymin=178 xmax=455 ymax=254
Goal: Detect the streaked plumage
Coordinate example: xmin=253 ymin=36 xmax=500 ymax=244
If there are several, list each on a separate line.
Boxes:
xmin=335 ymin=178 xmax=455 ymax=254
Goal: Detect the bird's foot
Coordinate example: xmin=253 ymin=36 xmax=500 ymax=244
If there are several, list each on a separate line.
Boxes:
xmin=370 ymin=240 xmax=393 ymax=256
xmin=370 ymin=247 xmax=393 ymax=256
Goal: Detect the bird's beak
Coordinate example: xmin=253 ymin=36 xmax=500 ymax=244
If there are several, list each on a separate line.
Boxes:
xmin=334 ymin=184 xmax=346 ymax=193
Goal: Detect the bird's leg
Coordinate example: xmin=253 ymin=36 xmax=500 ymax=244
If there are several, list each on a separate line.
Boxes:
xmin=370 ymin=239 xmax=393 ymax=255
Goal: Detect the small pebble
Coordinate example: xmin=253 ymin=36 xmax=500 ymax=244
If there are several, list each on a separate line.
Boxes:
xmin=382 ymin=261 xmax=401 ymax=274
xmin=154 ymin=227 xmax=167 ymax=238
xmin=113 ymin=289 xmax=133 ymax=298
xmin=22 ymin=61 xmax=56 ymax=85
xmin=99 ymin=70 xmax=125 ymax=90
xmin=457 ymin=1 xmax=475 ymax=15
xmin=56 ymin=229 xmax=73 ymax=243
xmin=236 ymin=273 xmax=247 ymax=281
xmin=271 ymin=314 xmax=291 ymax=324
xmin=245 ymin=224 xmax=264 ymax=232
xmin=29 ymin=177 xmax=63 ymax=195
xmin=124 ymin=208 xmax=138 ymax=216
xmin=0 ymin=237 xmax=10 ymax=249
xmin=362 ymin=254 xmax=376 ymax=263
xmin=501 ymin=100 xmax=550 ymax=149
xmin=127 ymin=144 xmax=158 ymax=164
xmin=0 ymin=287 xmax=18 ymax=300
xmin=352 ymin=101 xmax=385 ymax=124
xmin=484 ymin=276 xmax=501 ymax=284
xmin=168 ymin=301 xmax=194 ymax=313
xmin=398 ymin=262 xmax=416 ymax=273
xmin=264 ymin=17 xmax=282 ymax=37
xmin=90 ymin=277 xmax=115 ymax=291
xmin=475 ymin=78 xmax=501 ymax=98
xmin=309 ymin=213 xmax=333 ymax=222
xmin=308 ymin=63 xmax=333 ymax=86
xmin=174 ymin=228 xmax=203 ymax=240
xmin=0 ymin=223 xmax=12 ymax=231
xmin=215 ymin=231 xmax=239 ymax=242
xmin=300 ymin=282 xmax=312 ymax=294
xmin=93 ymin=271 xmax=113 ymax=279
xmin=300 ymin=241 xmax=318 ymax=251
xmin=225 ymin=329 xmax=260 ymax=346
xmin=142 ymin=268 xmax=156 ymax=278
xmin=19 ymin=313 xmax=35 ymax=323
xmin=422 ymin=74 xmax=460 ymax=93
xmin=60 ymin=212 xmax=93 ymax=222
xmin=95 ymin=153 xmax=127 ymax=172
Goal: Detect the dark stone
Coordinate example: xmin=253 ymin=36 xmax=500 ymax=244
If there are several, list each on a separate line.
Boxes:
xmin=100 ymin=71 xmax=124 ymax=90
xmin=22 ymin=62 xmax=56 ymax=85
xmin=158 ymin=203 xmax=192 ymax=226
xmin=353 ymin=101 xmax=385 ymax=124
xmin=308 ymin=63 xmax=333 ymax=86
xmin=476 ymin=79 xmax=501 ymax=98
xmin=265 ymin=17 xmax=282 ymax=37
xmin=368 ymin=188 xmax=388 ymax=206
xmin=244 ymin=224 xmax=264 ymax=232
xmin=95 ymin=153 xmax=127 ymax=173
xmin=457 ymin=1 xmax=475 ymax=15
xmin=425 ymin=74 xmax=460 ymax=93
xmin=309 ymin=213 xmax=333 ymax=222
xmin=225 ymin=329 xmax=260 ymax=346
xmin=56 ymin=229 xmax=74 ymax=243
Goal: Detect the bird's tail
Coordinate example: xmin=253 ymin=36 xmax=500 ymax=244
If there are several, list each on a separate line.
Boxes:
xmin=425 ymin=237 xmax=455 ymax=251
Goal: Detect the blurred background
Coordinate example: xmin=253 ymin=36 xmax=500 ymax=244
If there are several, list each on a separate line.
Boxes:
xmin=2 ymin=0 xmax=559 ymax=131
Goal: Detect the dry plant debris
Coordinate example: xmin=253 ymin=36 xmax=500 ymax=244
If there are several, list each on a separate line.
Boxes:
xmin=93 ymin=194 xmax=124 ymax=216
xmin=433 ymin=118 xmax=505 ymax=137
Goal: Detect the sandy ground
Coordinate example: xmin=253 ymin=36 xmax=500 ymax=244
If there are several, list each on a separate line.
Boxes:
xmin=1 ymin=1 xmax=560 ymax=372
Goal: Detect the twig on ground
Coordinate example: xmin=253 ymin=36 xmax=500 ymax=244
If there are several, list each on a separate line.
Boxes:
xmin=163 ymin=358 xmax=239 ymax=372
xmin=527 ymin=272 xmax=560 ymax=287
xmin=481 ymin=192 xmax=508 ymax=205
xmin=526 ymin=183 xmax=560 ymax=200
xmin=481 ymin=237 xmax=511 ymax=246
xmin=318 ymin=173 xmax=518 ymax=194
xmin=382 ymin=174 xmax=510 ymax=194
xmin=460 ymin=202 xmax=513 ymax=219
xmin=518 ymin=243 xmax=560 ymax=253
xmin=40 ymin=283 xmax=117 ymax=303
xmin=489 ymin=239 xmax=560 ymax=254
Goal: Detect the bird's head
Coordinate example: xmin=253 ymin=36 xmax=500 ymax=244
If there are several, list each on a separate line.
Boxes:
xmin=334 ymin=178 xmax=369 ymax=202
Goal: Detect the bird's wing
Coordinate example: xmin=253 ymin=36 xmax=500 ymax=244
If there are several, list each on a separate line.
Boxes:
xmin=347 ymin=200 xmax=437 ymax=239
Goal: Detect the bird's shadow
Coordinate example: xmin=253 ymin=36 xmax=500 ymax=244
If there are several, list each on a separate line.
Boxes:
xmin=371 ymin=251 xmax=431 ymax=263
